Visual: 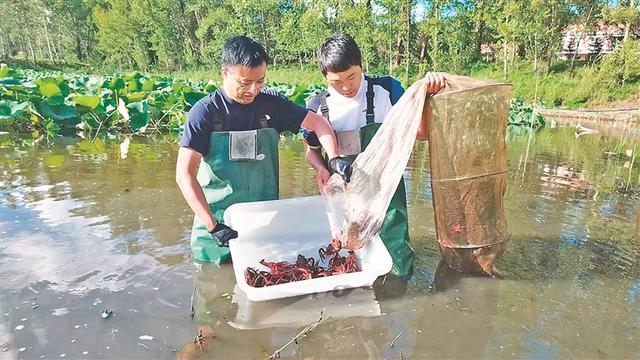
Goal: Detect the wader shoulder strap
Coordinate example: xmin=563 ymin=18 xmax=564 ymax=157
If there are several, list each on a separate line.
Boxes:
xmin=204 ymin=97 xmax=224 ymax=132
xmin=208 ymin=99 xmax=267 ymax=131
xmin=259 ymin=115 xmax=269 ymax=129
xmin=364 ymin=76 xmax=375 ymax=124
xmin=211 ymin=110 xmax=223 ymax=132
xmin=319 ymin=91 xmax=330 ymax=121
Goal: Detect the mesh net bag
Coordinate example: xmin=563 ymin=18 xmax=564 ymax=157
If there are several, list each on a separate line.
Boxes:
xmin=322 ymin=78 xmax=430 ymax=250
xmin=323 ymin=74 xmax=512 ymax=275
xmin=428 ymin=75 xmax=512 ymax=275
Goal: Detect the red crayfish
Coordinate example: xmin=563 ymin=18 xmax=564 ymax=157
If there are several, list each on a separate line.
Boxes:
xmin=244 ymin=239 xmax=361 ymax=288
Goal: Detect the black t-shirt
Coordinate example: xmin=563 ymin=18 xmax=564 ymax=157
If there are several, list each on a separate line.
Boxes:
xmin=179 ymin=88 xmax=308 ymax=155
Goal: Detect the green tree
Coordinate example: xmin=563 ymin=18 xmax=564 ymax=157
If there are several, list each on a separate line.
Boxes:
xmin=92 ymin=0 xmax=141 ymax=67
xmin=193 ymin=0 xmax=243 ymax=67
xmin=274 ymin=0 xmax=330 ymax=69
xmin=604 ymin=0 xmax=640 ymax=42
xmin=0 ymin=0 xmax=48 ymax=63
xmin=44 ymin=0 xmax=97 ymax=62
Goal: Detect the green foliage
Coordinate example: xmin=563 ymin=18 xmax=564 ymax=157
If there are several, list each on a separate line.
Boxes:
xmin=2 ymin=65 xmax=548 ymax=139
xmin=35 ymin=76 xmax=69 ymax=104
xmin=469 ymin=60 xmax=638 ymax=108
xmin=603 ymin=2 xmax=640 ymax=30
xmin=508 ymin=98 xmax=546 ymax=129
xmin=0 ymin=64 xmax=12 ymax=78
xmin=0 ymin=100 xmax=28 ymax=120
xmin=587 ymin=40 xmax=640 ymax=100
xmin=33 ymin=98 xmax=79 ymax=123
xmin=0 ymin=67 xmax=329 ymax=138
xmin=423 ymin=7 xmax=478 ymax=74
xmin=266 ymin=82 xmax=325 ymax=106
xmin=72 ymin=95 xmax=101 ymax=109
xmin=126 ymin=100 xmax=149 ymax=131
xmin=1 ymin=0 xmax=638 ymax=84
xmin=2 ymin=0 xmax=637 ymax=117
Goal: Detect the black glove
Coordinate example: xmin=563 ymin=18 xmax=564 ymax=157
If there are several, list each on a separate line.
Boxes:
xmin=209 ymin=222 xmax=238 ymax=247
xmin=328 ymin=156 xmax=352 ymax=183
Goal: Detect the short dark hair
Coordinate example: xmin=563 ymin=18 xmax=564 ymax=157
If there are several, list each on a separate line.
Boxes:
xmin=317 ymin=33 xmax=362 ymax=75
xmin=221 ymin=36 xmax=270 ymax=69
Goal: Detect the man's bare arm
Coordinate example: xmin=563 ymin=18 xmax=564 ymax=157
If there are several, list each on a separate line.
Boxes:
xmin=175 ymin=147 xmax=216 ymax=231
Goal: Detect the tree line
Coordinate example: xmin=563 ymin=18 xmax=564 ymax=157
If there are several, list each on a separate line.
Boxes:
xmin=0 ymin=0 xmax=638 ymax=78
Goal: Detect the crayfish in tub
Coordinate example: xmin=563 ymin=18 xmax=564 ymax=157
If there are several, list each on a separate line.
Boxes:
xmin=244 ymin=239 xmax=361 ymax=288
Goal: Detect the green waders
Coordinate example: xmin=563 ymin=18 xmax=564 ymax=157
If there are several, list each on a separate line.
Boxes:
xmin=319 ymin=80 xmax=415 ymax=277
xmin=190 ymin=114 xmax=279 ymax=264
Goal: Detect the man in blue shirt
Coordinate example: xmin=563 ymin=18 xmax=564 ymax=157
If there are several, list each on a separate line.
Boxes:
xmin=176 ymin=36 xmax=352 ymax=264
xmin=303 ymin=33 xmax=444 ymax=277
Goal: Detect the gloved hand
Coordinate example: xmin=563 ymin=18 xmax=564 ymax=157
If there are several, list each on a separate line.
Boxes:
xmin=328 ymin=156 xmax=352 ymax=183
xmin=209 ymin=222 xmax=238 ymax=247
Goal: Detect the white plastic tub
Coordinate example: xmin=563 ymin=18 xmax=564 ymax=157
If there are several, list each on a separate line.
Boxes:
xmin=224 ymin=195 xmax=392 ymax=301
xmin=228 ymin=285 xmax=381 ymax=330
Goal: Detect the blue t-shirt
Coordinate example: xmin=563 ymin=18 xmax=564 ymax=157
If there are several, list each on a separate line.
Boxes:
xmin=179 ymin=88 xmax=308 ymax=155
xmin=303 ymin=75 xmax=404 ymax=148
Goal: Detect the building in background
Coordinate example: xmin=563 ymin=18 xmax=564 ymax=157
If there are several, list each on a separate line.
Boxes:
xmin=559 ymin=22 xmax=637 ymax=61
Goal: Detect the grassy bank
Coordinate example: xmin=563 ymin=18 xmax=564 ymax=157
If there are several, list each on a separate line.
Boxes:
xmin=469 ymin=62 xmax=639 ymax=109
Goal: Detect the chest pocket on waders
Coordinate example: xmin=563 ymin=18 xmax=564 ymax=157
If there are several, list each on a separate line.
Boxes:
xmin=226 ymin=115 xmax=269 ymax=161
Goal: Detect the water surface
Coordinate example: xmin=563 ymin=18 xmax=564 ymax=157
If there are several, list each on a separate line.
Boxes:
xmin=0 ymin=125 xmax=638 ymax=359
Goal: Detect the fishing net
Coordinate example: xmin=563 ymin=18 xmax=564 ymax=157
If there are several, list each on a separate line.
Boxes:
xmin=323 ymin=74 xmax=512 ymax=275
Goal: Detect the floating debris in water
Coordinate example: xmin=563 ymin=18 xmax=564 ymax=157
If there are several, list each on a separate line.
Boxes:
xmin=31 ymin=302 xmax=39 ymax=309
xmin=390 ymin=331 xmax=403 ymax=348
xmin=60 ymin=353 xmax=66 ymax=357
xmin=15 ymin=325 xmax=25 ymax=330
xmin=139 ymin=335 xmax=153 ymax=341
xmin=20 ymin=318 xmax=27 ymax=321
xmin=101 ymin=310 xmax=114 ymax=319
xmin=52 ymin=308 xmax=69 ymax=316
xmin=18 ymin=347 xmax=26 ymax=352
xmin=82 ymin=351 xmax=88 ymax=355
xmin=138 ymin=343 xmax=150 ymax=349
xmin=74 ymin=325 xmax=80 ymax=329
xmin=71 ymin=338 xmax=78 ymax=343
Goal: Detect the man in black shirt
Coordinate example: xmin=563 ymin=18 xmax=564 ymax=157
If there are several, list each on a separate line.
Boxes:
xmin=176 ymin=36 xmax=351 ymax=263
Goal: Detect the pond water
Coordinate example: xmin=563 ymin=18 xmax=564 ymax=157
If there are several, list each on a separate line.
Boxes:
xmin=0 ymin=124 xmax=638 ymax=359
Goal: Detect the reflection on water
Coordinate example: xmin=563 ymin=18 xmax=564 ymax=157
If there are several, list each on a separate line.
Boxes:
xmin=0 ymin=126 xmax=638 ymax=359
